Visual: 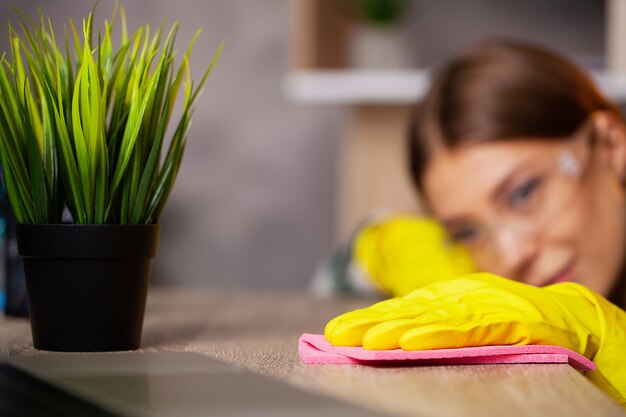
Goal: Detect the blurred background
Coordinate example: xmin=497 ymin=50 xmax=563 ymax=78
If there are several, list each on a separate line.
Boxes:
xmin=0 ymin=0 xmax=616 ymax=293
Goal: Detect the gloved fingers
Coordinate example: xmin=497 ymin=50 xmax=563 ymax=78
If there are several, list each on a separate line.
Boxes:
xmin=396 ymin=320 xmax=580 ymax=351
xmin=327 ymin=274 xmax=593 ymax=352
xmin=324 ymin=300 xmax=436 ymax=346
xmin=359 ymin=309 xmax=527 ymax=350
xmin=325 ymin=314 xmax=385 ymax=347
xmin=326 ymin=280 xmax=538 ymax=348
xmin=323 ymin=290 xmax=437 ymax=346
xmin=361 ymin=319 xmax=422 ymax=350
xmin=396 ymin=322 xmax=515 ymax=350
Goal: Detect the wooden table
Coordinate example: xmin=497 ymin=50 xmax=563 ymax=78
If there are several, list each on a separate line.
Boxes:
xmin=1 ymin=288 xmax=624 ymax=416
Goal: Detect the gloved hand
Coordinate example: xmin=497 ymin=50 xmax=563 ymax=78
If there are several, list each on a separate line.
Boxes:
xmin=325 ymin=273 xmax=626 ymax=406
xmin=353 ymin=215 xmax=476 ymax=297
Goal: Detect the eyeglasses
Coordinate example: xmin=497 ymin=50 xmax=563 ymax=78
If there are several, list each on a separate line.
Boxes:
xmin=444 ymin=129 xmax=591 ymax=266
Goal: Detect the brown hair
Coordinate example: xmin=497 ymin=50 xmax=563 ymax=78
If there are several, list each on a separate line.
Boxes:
xmin=408 ymin=39 xmax=624 ymax=193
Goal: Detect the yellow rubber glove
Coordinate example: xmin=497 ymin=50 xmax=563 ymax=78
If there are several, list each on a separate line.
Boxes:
xmin=353 ymin=215 xmax=476 ymax=297
xmin=325 ymin=273 xmax=626 ymax=406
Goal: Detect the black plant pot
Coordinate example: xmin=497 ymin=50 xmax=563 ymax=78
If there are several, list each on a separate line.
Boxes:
xmin=16 ymin=224 xmax=159 ymax=352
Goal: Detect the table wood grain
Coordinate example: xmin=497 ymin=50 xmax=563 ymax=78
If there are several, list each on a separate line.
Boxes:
xmin=1 ymin=288 xmax=624 ymax=416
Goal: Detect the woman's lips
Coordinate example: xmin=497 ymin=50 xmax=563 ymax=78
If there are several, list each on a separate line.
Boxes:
xmin=541 ymin=262 xmax=577 ymax=286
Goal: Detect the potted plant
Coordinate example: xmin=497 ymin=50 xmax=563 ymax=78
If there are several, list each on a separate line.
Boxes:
xmin=338 ymin=0 xmax=411 ymax=68
xmin=0 ymin=5 xmax=223 ymax=352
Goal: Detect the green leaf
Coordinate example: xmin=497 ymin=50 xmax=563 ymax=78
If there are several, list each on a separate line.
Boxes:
xmin=71 ymin=62 xmax=93 ymax=221
xmin=22 ymin=89 xmax=48 ymax=223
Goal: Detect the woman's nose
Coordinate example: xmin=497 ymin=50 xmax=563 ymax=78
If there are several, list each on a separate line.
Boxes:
xmin=488 ymin=227 xmax=538 ymax=279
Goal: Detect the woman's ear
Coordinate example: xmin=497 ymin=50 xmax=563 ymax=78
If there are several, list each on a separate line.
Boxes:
xmin=591 ymin=111 xmax=626 ymax=181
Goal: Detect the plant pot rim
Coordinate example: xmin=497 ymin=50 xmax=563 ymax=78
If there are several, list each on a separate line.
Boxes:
xmin=17 ymin=223 xmax=160 ymax=259
xmin=18 ymin=223 xmax=159 ymax=227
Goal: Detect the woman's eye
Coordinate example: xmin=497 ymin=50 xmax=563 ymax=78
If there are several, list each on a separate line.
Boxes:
xmin=449 ymin=226 xmax=481 ymax=244
xmin=508 ymin=178 xmax=541 ymax=208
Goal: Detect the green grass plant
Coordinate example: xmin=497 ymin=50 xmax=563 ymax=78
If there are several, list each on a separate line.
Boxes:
xmin=0 ymin=4 xmax=223 ymax=224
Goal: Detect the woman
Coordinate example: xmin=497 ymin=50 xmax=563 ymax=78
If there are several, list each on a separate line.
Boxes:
xmin=346 ymin=39 xmax=626 ymax=306
xmin=325 ymin=39 xmax=626 ymax=406
xmin=409 ymin=39 xmax=626 ymax=306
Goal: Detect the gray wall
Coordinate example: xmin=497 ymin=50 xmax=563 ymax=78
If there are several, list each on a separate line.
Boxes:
xmin=0 ymin=0 xmax=605 ymax=290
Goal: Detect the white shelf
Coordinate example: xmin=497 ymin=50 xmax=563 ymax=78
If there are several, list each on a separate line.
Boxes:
xmin=284 ymin=69 xmax=430 ymax=104
xmin=284 ymin=69 xmax=626 ymax=105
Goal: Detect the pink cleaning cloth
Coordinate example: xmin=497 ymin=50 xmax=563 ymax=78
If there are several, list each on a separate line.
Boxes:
xmin=298 ymin=333 xmax=595 ymax=371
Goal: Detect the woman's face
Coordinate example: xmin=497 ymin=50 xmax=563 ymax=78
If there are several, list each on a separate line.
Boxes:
xmin=422 ymin=124 xmax=626 ymax=297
